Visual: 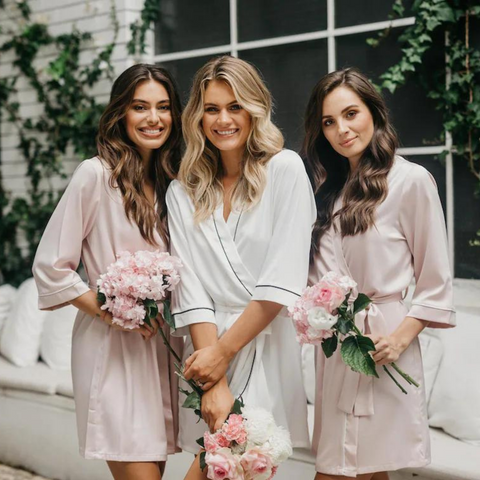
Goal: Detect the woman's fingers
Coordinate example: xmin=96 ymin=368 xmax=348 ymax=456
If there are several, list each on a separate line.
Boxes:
xmin=201 ymin=381 xmax=215 ymax=391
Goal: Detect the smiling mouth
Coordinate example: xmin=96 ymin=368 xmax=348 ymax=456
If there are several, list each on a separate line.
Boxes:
xmin=214 ymin=129 xmax=239 ymax=137
xmin=139 ymin=128 xmax=164 ymax=137
xmin=340 ymin=137 xmax=357 ymax=147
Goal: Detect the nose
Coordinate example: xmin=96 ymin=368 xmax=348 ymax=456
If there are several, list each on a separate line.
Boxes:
xmin=337 ymin=118 xmax=349 ymax=136
xmin=217 ymin=108 xmax=232 ymax=126
xmin=147 ymin=108 xmax=159 ymax=125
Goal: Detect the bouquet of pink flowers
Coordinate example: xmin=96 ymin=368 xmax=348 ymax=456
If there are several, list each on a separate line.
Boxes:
xmin=196 ymin=399 xmax=292 ymax=480
xmin=96 ymin=250 xmax=182 ymax=330
xmin=288 ymin=271 xmax=418 ymax=393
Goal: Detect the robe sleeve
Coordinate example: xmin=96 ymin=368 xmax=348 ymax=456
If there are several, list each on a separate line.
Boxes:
xmin=166 ymin=182 xmax=216 ymax=337
xmin=252 ymin=150 xmax=316 ymax=307
xmin=399 ymin=164 xmax=456 ymax=328
xmin=32 ymin=159 xmax=102 ymax=310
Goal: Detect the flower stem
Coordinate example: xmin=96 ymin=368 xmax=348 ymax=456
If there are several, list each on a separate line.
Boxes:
xmin=390 ymin=362 xmax=419 ymax=388
xmin=382 ymin=366 xmax=408 ymax=394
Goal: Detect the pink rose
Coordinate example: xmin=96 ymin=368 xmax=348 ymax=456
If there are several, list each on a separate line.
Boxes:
xmin=206 ymin=448 xmax=243 ymax=480
xmin=313 ymin=282 xmax=345 ymax=313
xmin=204 ymin=432 xmax=219 ymax=453
xmin=222 ymin=414 xmax=247 ymax=445
xmin=215 ymin=432 xmax=231 ymax=448
xmin=241 ymin=448 xmax=274 ymax=480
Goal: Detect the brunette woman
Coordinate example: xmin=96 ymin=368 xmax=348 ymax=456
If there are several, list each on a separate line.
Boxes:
xmin=33 ymin=64 xmax=183 ymax=480
xmin=166 ymin=56 xmax=315 ymax=479
xmin=302 ymin=68 xmax=455 ymax=480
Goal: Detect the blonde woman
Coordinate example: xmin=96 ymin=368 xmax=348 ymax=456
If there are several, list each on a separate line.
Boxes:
xmin=166 ymin=56 xmax=315 ymax=477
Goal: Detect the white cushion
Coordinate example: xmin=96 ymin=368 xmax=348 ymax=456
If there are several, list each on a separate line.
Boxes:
xmin=40 ymin=304 xmax=77 ymax=370
xmin=0 ymin=285 xmax=16 ymax=336
xmin=428 ymin=307 xmax=480 ymax=446
xmin=0 ymin=278 xmax=47 ymax=367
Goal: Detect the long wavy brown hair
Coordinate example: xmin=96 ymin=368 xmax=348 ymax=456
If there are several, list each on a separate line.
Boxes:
xmin=301 ymin=68 xmax=398 ymax=256
xmin=97 ymin=64 xmax=182 ymax=245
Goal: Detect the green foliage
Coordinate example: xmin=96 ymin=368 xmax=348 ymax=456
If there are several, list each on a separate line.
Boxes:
xmin=368 ymin=0 xmax=480 ymax=244
xmin=0 ymin=1 xmax=119 ymax=285
xmin=341 ymin=335 xmax=378 ymax=378
xmin=127 ymin=0 xmax=162 ymax=56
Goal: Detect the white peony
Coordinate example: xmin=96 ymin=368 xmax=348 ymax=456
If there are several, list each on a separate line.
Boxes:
xmin=307 ymin=306 xmax=338 ymax=331
xmin=242 ymin=406 xmax=276 ymax=445
xmin=264 ymin=426 xmax=293 ymax=465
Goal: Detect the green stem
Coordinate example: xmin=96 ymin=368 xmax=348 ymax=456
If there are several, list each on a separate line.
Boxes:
xmin=391 ymin=362 xmax=419 ymax=388
xmin=382 ymin=365 xmax=408 ymax=394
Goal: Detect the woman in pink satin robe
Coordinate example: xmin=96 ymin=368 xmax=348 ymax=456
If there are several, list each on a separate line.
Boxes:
xmin=301 ymin=68 xmax=455 ymax=480
xmin=33 ymin=64 xmax=183 ymax=480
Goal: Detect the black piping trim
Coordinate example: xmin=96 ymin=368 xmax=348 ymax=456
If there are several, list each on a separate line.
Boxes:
xmin=233 ymin=209 xmax=243 ymax=242
xmin=255 ymin=285 xmax=301 ymax=297
xmin=172 ymin=307 xmax=215 ymax=317
xmin=213 ymin=215 xmax=252 ymax=296
xmin=238 ymin=351 xmax=256 ymax=400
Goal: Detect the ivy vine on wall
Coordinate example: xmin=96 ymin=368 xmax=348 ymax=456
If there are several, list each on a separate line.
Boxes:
xmin=0 ymin=0 xmax=119 ymax=285
xmin=368 ymin=0 xmax=480 ymax=246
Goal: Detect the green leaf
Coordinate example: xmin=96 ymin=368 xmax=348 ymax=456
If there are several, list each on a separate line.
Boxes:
xmin=143 ymin=298 xmax=158 ymax=322
xmin=96 ymin=289 xmax=106 ymax=305
xmin=231 ymin=398 xmax=244 ymax=415
xmin=182 ymin=391 xmax=201 ymax=410
xmin=199 ymin=451 xmax=207 ymax=471
xmin=196 ymin=436 xmax=205 ymax=449
xmin=335 ymin=316 xmax=352 ymax=335
xmin=341 ymin=335 xmax=378 ymax=377
xmin=322 ymin=335 xmax=338 ymax=358
xmin=353 ymin=294 xmax=372 ymax=315
xmin=162 ymin=299 xmax=176 ymax=330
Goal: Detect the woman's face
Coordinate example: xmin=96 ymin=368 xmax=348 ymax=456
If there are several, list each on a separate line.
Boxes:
xmin=202 ymin=80 xmax=252 ymax=158
xmin=125 ymin=80 xmax=172 ymax=159
xmin=321 ymin=86 xmax=374 ymax=167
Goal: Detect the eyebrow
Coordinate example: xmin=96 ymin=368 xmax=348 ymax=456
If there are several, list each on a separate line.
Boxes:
xmin=204 ymin=100 xmax=238 ymax=107
xmin=132 ymin=99 xmax=170 ymax=104
xmin=322 ymin=104 xmax=359 ymax=119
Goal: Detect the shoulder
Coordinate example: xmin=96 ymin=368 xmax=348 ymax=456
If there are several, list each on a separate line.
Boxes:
xmin=166 ymin=179 xmax=191 ymax=207
xmin=68 ymin=157 xmax=106 ymax=191
xmin=267 ymin=149 xmax=307 ymax=176
xmin=394 ymin=156 xmax=437 ymax=188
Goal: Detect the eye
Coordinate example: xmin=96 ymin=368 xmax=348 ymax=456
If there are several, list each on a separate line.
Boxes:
xmin=230 ymin=104 xmax=242 ymax=111
xmin=158 ymin=104 xmax=171 ymax=111
xmin=205 ymin=106 xmax=218 ymax=113
xmin=323 ymin=119 xmax=333 ymax=127
xmin=133 ymin=105 xmax=146 ymax=111
xmin=346 ymin=110 xmax=357 ymax=118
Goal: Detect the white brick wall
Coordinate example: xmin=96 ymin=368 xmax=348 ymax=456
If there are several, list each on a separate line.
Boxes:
xmin=0 ymin=0 xmax=146 ymax=197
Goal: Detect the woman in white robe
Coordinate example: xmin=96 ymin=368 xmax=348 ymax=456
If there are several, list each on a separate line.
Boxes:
xmin=33 ymin=65 xmax=183 ymax=480
xmin=301 ymin=68 xmax=455 ymax=479
xmin=166 ymin=56 xmax=315 ymax=478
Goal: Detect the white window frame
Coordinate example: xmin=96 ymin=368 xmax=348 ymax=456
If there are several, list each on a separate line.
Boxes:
xmin=152 ymin=0 xmax=453 ymax=267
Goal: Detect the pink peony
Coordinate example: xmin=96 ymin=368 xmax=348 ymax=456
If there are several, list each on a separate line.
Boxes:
xmin=222 ymin=414 xmax=247 ymax=445
xmin=241 ymin=448 xmax=274 ymax=480
xmin=204 ymin=432 xmax=220 ymax=453
xmin=205 ymin=448 xmax=243 ymax=480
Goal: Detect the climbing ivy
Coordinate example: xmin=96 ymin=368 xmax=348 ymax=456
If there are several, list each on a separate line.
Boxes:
xmin=127 ymin=0 xmax=162 ymax=56
xmin=368 ymin=0 xmax=480 ymax=246
xmin=0 ymin=0 xmax=119 ymax=285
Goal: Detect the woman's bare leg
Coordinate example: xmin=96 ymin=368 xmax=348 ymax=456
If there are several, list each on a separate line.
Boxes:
xmin=107 ymin=461 xmax=162 ymax=480
xmin=315 ymin=473 xmax=374 ymax=480
xmin=183 ymin=454 xmax=208 ymax=480
xmin=159 ymin=461 xmax=166 ymax=477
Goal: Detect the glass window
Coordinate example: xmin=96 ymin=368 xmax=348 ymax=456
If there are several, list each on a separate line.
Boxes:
xmin=159 ymin=55 xmax=229 ymax=105
xmin=336 ymin=28 xmax=444 ymax=148
xmin=238 ymin=0 xmax=327 ymax=42
xmin=240 ymin=40 xmax=328 ymax=150
xmin=335 ymin=0 xmax=414 ymax=28
xmin=454 ymin=157 xmax=480 ymax=279
xmin=155 ymin=0 xmax=230 ymax=55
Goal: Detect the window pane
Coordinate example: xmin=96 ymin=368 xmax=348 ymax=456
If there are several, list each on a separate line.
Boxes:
xmin=335 ymin=0 xmax=414 ymax=28
xmin=159 ymin=55 xmax=228 ymax=105
xmin=240 ymin=40 xmax=328 ymax=151
xmin=155 ymin=0 xmax=230 ymax=55
xmin=336 ymin=28 xmax=444 ymax=148
xmin=238 ymin=0 xmax=327 ymax=42
xmin=454 ymin=157 xmax=480 ymax=279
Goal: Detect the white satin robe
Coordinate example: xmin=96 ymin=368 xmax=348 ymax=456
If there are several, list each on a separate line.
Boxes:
xmin=310 ymin=156 xmax=456 ymax=476
xmin=33 ymin=157 xmax=181 ymax=461
xmin=166 ymin=149 xmax=316 ymax=452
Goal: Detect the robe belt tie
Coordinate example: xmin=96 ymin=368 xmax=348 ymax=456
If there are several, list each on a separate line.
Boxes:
xmin=337 ymin=292 xmax=404 ymax=417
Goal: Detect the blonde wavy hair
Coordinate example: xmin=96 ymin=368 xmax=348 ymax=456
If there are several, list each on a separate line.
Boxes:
xmin=179 ymin=55 xmax=284 ymax=222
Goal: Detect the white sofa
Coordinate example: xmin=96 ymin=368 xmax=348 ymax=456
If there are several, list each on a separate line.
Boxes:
xmin=0 ymin=279 xmax=479 ymax=480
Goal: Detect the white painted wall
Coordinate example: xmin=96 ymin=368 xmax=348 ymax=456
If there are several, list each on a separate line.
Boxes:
xmin=0 ymin=0 xmax=145 ymax=197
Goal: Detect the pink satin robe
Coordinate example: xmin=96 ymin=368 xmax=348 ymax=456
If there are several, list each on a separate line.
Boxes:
xmin=310 ymin=156 xmax=455 ymax=476
xmin=33 ymin=157 xmax=181 ymax=461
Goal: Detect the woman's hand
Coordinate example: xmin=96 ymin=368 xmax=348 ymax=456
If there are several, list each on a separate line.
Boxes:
xmin=201 ymin=376 xmax=234 ymax=432
xmin=99 ymin=311 xmax=155 ymax=340
xmin=369 ymin=334 xmax=408 ymax=366
xmin=183 ymin=343 xmax=232 ymax=390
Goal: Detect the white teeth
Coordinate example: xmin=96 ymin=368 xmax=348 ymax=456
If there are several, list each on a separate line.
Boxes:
xmin=142 ymin=129 xmax=161 ymax=134
xmin=216 ymin=129 xmax=237 ymax=136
